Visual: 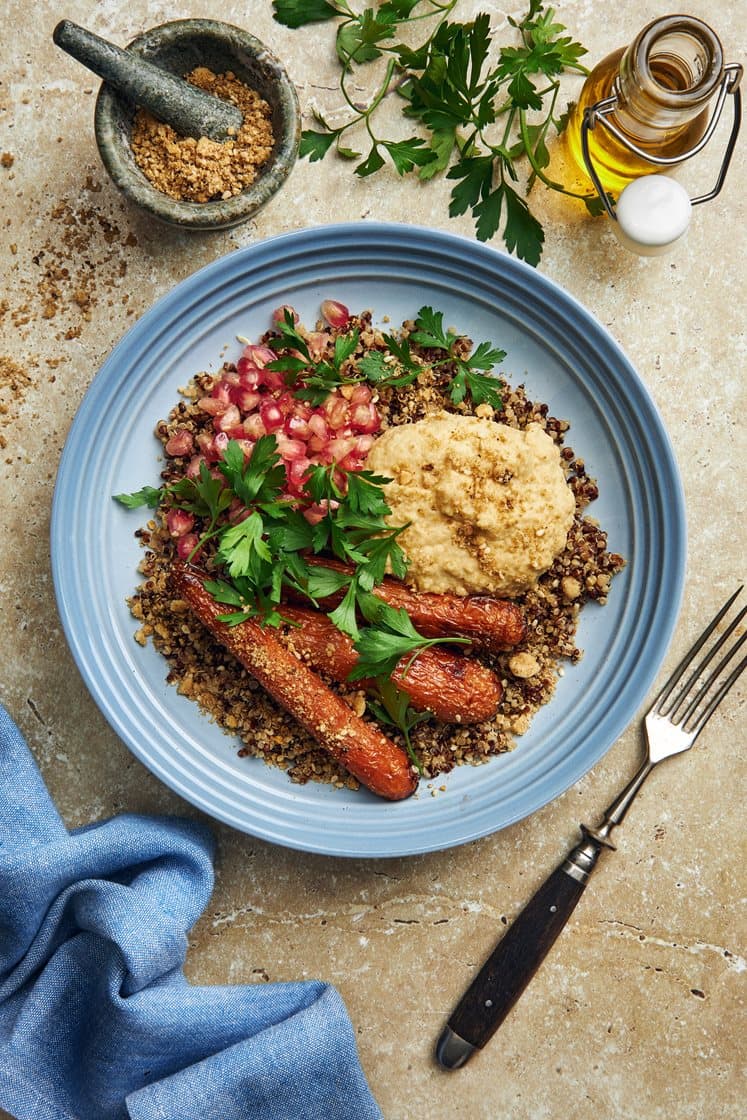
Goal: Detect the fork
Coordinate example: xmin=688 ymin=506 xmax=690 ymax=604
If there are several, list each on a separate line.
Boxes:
xmin=436 ymin=587 xmax=746 ymax=1070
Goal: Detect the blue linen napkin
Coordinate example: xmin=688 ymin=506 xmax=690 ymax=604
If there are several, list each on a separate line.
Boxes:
xmin=0 ymin=704 xmax=383 ymax=1120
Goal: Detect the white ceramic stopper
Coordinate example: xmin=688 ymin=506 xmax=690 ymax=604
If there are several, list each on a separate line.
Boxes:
xmin=614 ymin=175 xmax=692 ymax=256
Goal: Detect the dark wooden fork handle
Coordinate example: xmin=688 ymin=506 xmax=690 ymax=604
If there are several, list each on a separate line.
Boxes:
xmin=436 ymin=827 xmax=609 ymax=1069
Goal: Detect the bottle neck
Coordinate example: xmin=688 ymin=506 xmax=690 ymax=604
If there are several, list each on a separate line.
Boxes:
xmin=615 ymin=15 xmax=724 ymax=140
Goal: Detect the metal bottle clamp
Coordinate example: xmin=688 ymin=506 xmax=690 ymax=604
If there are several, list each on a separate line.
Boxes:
xmin=581 ymin=62 xmax=743 ymax=220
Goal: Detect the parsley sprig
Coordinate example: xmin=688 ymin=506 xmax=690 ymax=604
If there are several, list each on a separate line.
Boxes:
xmin=273 ymin=0 xmax=596 ymax=264
xmin=267 ymin=305 xmax=505 ymax=409
xmin=353 ymin=595 xmax=469 ymax=772
xmin=367 ymin=675 xmax=430 ymax=772
xmin=351 ymin=594 xmax=468 ymax=680
xmin=266 ymin=309 xmax=365 ymax=405
xmin=117 ymin=436 xmax=410 ymax=632
xmin=409 ymin=306 xmax=505 ymax=408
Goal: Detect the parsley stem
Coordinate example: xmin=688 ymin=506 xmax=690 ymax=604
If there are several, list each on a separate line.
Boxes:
xmin=394 ymin=0 xmax=458 ymax=26
xmin=402 ymin=724 xmax=424 ymax=774
xmin=517 ymin=104 xmax=596 ymax=203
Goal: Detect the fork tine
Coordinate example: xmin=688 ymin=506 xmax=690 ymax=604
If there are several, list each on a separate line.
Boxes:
xmin=689 ymin=649 xmax=747 ymax=740
xmin=679 ymin=626 xmax=747 ymax=729
xmin=667 ymin=604 xmax=747 ymax=721
xmin=653 ymin=587 xmax=743 ymax=715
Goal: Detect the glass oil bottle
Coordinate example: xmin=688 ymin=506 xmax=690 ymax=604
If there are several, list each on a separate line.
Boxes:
xmin=564 ymin=15 xmax=735 ymax=195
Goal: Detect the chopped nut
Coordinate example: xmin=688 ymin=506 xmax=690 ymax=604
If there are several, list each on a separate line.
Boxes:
xmin=508 ymin=652 xmax=541 ymax=679
xmin=344 ymin=691 xmax=367 ymax=718
xmin=561 ymin=576 xmax=582 ymax=600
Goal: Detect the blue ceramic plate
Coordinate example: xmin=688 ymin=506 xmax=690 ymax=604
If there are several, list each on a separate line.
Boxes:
xmin=51 ymin=223 xmax=686 ymax=857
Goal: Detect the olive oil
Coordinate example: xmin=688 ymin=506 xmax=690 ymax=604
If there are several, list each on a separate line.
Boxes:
xmin=563 ymin=17 xmax=724 ymax=196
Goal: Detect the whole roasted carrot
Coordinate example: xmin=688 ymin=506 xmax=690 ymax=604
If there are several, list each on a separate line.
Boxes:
xmin=277 ymin=603 xmax=502 ymax=724
xmin=301 ymin=558 xmax=526 ymax=653
xmin=172 ymin=563 xmax=418 ymax=801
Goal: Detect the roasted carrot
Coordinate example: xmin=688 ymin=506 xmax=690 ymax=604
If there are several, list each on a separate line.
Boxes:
xmin=172 ymin=563 xmax=418 ymax=801
xmin=300 ymin=558 xmax=526 ymax=653
xmin=277 ymin=603 xmax=502 ymax=724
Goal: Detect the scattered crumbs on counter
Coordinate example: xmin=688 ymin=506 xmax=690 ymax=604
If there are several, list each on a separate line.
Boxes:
xmin=3 ymin=185 xmax=140 ymax=341
xmin=0 ymin=356 xmax=32 ymax=449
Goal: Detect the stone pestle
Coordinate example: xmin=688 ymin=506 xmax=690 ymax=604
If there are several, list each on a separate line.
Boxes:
xmin=53 ymin=19 xmax=244 ymax=142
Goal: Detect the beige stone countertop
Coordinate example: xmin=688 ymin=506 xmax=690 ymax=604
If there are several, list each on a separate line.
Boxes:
xmin=0 ymin=1 xmax=744 ymax=1117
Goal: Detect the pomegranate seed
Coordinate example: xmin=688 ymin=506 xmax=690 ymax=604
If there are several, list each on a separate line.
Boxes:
xmin=260 ymin=367 xmax=287 ymax=392
xmin=235 ymin=439 xmax=254 ymax=459
xmin=275 ymin=392 xmax=296 ymax=416
xmin=307 ymin=331 xmax=329 ymax=359
xmin=302 ymin=499 xmax=340 ymax=525
xmin=272 ymin=304 xmax=298 ymax=325
xmin=285 ymin=414 xmax=311 ymax=439
xmin=351 ymin=402 xmax=380 ymax=433
xmin=176 ymin=533 xmax=201 ymax=560
xmin=164 ymin=429 xmax=194 ymax=457
xmin=339 ymin=453 xmax=365 ymax=472
xmin=323 ymin=394 xmax=350 ymax=430
xmin=166 ymin=509 xmax=195 ymax=537
xmin=242 ymin=413 xmax=266 ymax=440
xmin=328 ymin=436 xmax=357 ymax=462
xmin=186 ymin=454 xmax=205 ymax=479
xmin=259 ymin=399 xmax=284 ymax=433
xmin=232 ymin=388 xmax=261 ymax=413
xmin=354 ymin=434 xmax=376 ymax=455
xmin=242 ymin=343 xmax=275 ymax=367
xmin=287 ymin=457 xmax=312 ymax=491
xmin=214 ymin=404 xmax=241 ymax=432
xmin=236 ymin=361 xmax=261 ymax=390
xmin=350 ymin=383 xmax=372 ymax=405
xmin=308 ymin=413 xmax=329 ymax=440
xmin=321 ymin=300 xmax=350 ymax=330
xmin=275 ymin=434 xmax=306 ymax=460
xmin=225 ymin=427 xmax=248 ymax=442
xmin=228 ymin=498 xmax=253 ymax=524
xmin=199 ymin=396 xmax=230 ymax=417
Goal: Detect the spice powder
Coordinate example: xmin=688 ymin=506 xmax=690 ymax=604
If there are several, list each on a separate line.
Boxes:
xmin=131 ymin=68 xmax=275 ymax=203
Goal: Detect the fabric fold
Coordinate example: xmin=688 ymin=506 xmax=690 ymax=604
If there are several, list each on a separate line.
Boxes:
xmin=0 ymin=704 xmax=382 ymax=1120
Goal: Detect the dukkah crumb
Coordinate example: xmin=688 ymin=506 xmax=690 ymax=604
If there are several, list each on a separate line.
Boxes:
xmin=6 ymin=190 xmax=138 ymax=343
xmin=131 ymin=68 xmax=275 ymax=203
xmin=127 ymin=309 xmax=624 ymax=790
xmin=0 ymin=356 xmax=32 ymax=427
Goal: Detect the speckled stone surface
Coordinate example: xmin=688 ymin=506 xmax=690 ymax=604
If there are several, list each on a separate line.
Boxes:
xmin=0 ymin=2 xmax=744 ymax=1118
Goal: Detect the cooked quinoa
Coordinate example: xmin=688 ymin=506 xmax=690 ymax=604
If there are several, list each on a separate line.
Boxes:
xmin=128 ymin=309 xmax=624 ymax=791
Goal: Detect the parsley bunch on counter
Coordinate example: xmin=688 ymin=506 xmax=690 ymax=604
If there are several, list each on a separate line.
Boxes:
xmin=273 ymin=0 xmax=592 ymax=264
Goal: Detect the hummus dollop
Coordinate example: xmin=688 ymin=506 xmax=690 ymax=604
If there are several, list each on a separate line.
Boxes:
xmin=366 ymin=412 xmax=575 ymax=597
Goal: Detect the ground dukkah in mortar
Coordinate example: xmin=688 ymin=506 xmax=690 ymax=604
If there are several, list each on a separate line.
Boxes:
xmin=118 ymin=301 xmax=624 ymax=797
